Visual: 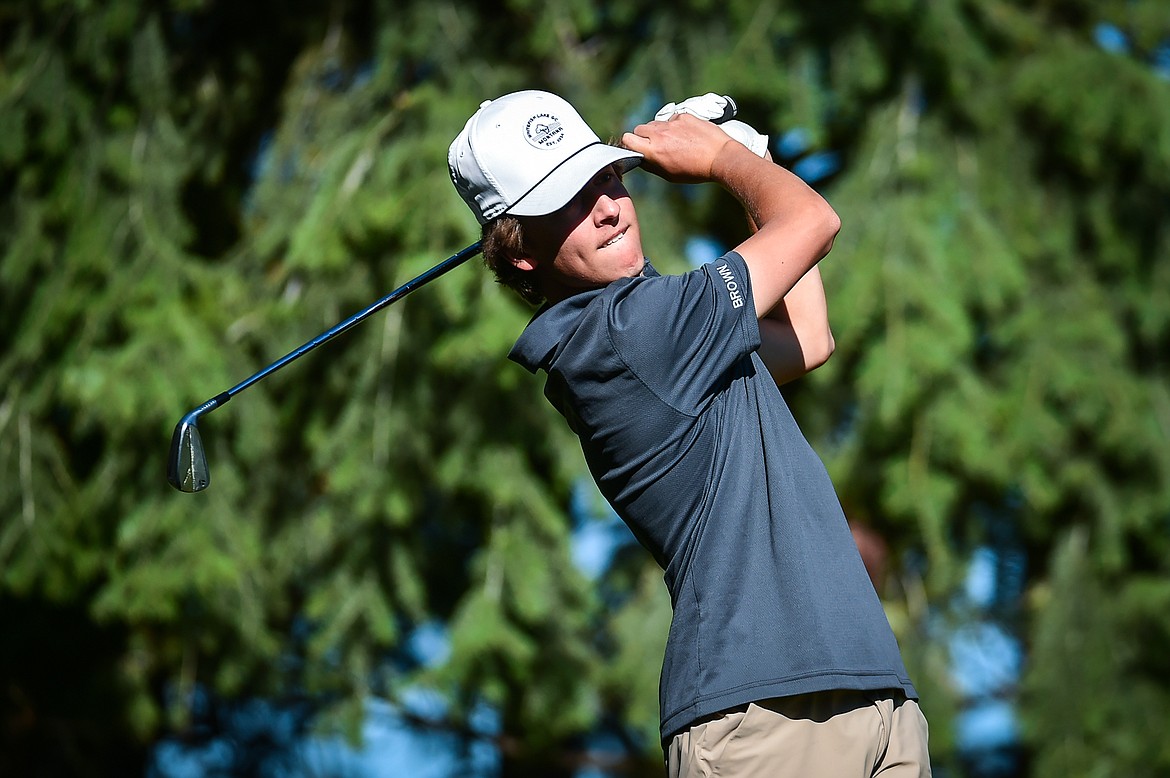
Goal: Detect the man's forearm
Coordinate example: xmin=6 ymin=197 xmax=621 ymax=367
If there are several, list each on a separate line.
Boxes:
xmin=724 ymin=152 xmax=836 ymax=381
xmin=711 ymin=144 xmax=832 ymax=239
xmin=758 ymin=265 xmax=835 ymax=384
xmin=709 ymin=142 xmax=840 ymax=318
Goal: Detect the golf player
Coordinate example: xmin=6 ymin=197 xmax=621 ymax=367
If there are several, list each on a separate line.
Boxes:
xmin=448 ymin=90 xmax=930 ymax=777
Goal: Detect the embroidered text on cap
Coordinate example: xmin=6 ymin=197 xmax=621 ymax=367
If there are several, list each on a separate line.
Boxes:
xmin=525 ymin=113 xmax=564 ymax=148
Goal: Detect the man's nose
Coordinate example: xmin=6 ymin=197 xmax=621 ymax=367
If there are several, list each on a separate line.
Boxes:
xmin=594 ymin=193 xmax=620 ymax=222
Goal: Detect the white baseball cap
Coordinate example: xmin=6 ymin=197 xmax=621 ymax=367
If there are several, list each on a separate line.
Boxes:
xmin=448 ymin=90 xmax=643 ymax=225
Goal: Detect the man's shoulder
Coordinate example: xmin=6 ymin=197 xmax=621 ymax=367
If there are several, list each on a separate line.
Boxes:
xmin=509 ymin=286 xmax=610 ymax=373
xmin=509 ymin=258 xmax=738 ymax=373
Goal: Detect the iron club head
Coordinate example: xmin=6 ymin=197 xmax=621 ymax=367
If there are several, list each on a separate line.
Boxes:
xmin=168 ymin=412 xmax=210 ymax=492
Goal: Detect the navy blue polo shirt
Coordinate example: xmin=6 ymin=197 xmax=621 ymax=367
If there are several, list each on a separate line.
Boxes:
xmin=510 ymin=252 xmax=917 ymax=742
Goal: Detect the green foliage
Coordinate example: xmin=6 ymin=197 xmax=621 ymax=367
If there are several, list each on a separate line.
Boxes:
xmin=2 ymin=0 xmax=1169 ymax=775
xmin=1023 ymin=530 xmax=1170 ymax=776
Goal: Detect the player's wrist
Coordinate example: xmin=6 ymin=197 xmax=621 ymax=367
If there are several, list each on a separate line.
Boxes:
xmin=709 ymin=136 xmax=764 ymax=184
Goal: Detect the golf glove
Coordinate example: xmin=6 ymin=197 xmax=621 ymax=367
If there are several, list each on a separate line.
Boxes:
xmin=654 ymin=93 xmax=769 ymax=158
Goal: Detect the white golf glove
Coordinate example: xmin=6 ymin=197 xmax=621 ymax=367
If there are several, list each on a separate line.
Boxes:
xmin=655 ymin=92 xmax=735 ymax=122
xmin=654 ymin=93 xmax=769 ymax=158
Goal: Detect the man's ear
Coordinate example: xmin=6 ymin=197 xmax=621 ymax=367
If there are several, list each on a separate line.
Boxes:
xmin=509 ymin=254 xmax=539 ymax=272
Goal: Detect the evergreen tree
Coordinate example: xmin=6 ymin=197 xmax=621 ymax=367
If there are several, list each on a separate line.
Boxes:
xmin=2 ymin=1 xmax=1168 ymax=775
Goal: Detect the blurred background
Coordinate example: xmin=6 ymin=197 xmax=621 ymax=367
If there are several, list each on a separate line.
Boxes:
xmin=2 ymin=0 xmax=1168 ymax=775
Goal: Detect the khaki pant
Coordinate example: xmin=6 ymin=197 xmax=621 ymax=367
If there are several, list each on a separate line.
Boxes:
xmin=666 ymin=690 xmax=931 ymax=778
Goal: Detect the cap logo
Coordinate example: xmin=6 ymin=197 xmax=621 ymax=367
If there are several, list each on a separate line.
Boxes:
xmin=524 ymin=113 xmax=564 ymax=149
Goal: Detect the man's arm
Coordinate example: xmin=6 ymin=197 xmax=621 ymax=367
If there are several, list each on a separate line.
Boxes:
xmin=622 ymin=114 xmax=839 ymax=381
xmin=623 ymin=114 xmax=840 ymax=318
xmin=741 ymin=165 xmax=835 ymax=383
xmin=759 ymin=266 xmax=835 ymax=384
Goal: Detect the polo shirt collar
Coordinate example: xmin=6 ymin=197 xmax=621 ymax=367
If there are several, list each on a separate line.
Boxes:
xmin=509 ymin=259 xmax=660 ymax=374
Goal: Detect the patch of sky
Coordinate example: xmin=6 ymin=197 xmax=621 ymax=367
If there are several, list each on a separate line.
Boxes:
xmin=407 ymin=620 xmax=451 ymax=668
xmin=949 ymin=544 xmax=1025 ymax=773
xmin=293 ymin=696 xmax=500 ymax=777
xmin=150 ymin=690 xmax=502 ymax=778
xmin=775 ymin=127 xmax=812 ymax=158
xmin=147 ymin=694 xmax=310 ymax=778
xmin=792 ymin=151 xmax=841 ymax=184
xmin=1153 ymin=42 xmax=1170 ymax=79
xmin=963 ymin=546 xmax=998 ymax=608
xmin=572 ymin=731 xmax=632 ymax=778
xmin=955 ymin=698 xmax=1020 ymax=753
xmin=628 ymin=90 xmax=666 ymax=128
xmin=950 ymin=621 xmax=1022 ymax=698
xmin=684 ymin=235 xmax=728 ymax=269
xmin=773 ymin=127 xmax=840 ymax=183
xmin=1094 ymin=22 xmax=1130 ymax=54
xmin=570 ymin=477 xmax=635 ymax=579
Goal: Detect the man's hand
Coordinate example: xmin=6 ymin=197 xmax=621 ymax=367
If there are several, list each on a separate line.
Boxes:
xmin=621 ymin=113 xmax=743 ymax=184
xmin=654 ymin=93 xmax=769 ymax=158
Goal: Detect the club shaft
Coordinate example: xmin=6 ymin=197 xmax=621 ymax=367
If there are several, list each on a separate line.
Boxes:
xmin=187 ymin=241 xmax=483 ymax=421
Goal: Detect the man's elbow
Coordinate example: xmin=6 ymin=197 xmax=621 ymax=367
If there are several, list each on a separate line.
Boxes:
xmin=805 ymin=327 xmax=836 ymax=372
xmin=816 ymin=203 xmax=842 ymax=259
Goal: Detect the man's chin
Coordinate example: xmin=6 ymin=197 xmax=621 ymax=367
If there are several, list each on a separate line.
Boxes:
xmin=626 ymin=253 xmax=648 ymax=277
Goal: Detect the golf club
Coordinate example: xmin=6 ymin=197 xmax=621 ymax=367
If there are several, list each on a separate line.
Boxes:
xmin=167 ymin=241 xmax=483 ymax=492
xmin=168 ymin=96 xmax=742 ymax=493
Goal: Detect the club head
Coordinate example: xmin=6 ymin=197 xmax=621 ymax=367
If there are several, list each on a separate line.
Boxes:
xmin=168 ymin=413 xmax=210 ymax=492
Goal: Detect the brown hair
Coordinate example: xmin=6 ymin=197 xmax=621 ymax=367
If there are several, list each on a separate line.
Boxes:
xmin=481 ymin=216 xmax=543 ymax=305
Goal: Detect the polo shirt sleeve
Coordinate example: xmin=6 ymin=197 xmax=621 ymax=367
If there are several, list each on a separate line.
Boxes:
xmin=606 ymin=251 xmax=762 ymax=413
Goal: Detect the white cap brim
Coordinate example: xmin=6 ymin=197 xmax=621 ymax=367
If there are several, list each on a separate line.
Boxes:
xmin=505 ymin=143 xmax=643 ymax=218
